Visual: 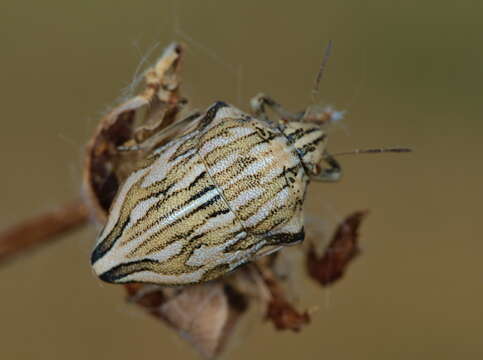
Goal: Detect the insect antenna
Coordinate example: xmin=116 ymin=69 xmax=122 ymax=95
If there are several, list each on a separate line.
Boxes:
xmin=311 ymin=40 xmax=333 ymax=103
xmin=332 ymin=147 xmax=412 ymax=157
xmin=302 ymin=41 xmax=340 ymax=124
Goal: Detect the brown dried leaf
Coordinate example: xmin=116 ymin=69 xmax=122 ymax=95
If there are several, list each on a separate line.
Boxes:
xmin=257 ymin=264 xmax=310 ymax=332
xmin=307 ymin=210 xmax=368 ymax=286
xmin=125 ymin=282 xmax=248 ymax=359
xmin=266 ymin=297 xmax=310 ymax=332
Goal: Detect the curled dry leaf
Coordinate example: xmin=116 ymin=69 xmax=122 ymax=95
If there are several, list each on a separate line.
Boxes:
xmin=125 ymin=282 xmax=248 ymax=359
xmin=266 ymin=297 xmax=310 ymax=332
xmin=258 ymin=264 xmax=310 ymax=332
xmin=306 ymin=210 xmax=368 ymax=286
xmin=80 ymin=42 xmax=368 ymax=358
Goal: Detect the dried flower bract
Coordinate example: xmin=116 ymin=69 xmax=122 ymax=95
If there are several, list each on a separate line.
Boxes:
xmin=81 ymin=43 xmax=367 ymax=358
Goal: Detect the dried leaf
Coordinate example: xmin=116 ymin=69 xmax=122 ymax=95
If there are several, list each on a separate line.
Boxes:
xmin=307 ymin=210 xmax=368 ymax=286
xmin=266 ymin=297 xmax=310 ymax=332
xmin=125 ymin=282 xmax=248 ymax=359
xmin=257 ymin=264 xmax=310 ymax=332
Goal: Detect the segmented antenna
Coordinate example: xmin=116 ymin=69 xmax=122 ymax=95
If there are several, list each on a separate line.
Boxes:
xmin=312 ymin=40 xmax=333 ymax=102
xmin=332 ymin=147 xmax=412 ymax=156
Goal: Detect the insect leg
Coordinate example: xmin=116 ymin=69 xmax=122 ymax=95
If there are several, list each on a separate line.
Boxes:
xmin=312 ymin=152 xmax=342 ymax=182
xmin=117 ymin=111 xmax=202 ymax=152
xmin=250 ymin=93 xmax=302 ymax=124
xmin=254 ymin=245 xmax=284 ymax=259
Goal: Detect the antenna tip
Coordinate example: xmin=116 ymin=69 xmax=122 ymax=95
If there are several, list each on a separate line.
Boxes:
xmin=391 ymin=147 xmax=412 ymax=153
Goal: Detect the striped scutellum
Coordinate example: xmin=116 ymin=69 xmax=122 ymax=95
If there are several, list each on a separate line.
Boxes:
xmin=91 ymin=95 xmax=344 ymax=285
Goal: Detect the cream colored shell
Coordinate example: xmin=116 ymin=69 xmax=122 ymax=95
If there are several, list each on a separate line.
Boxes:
xmin=91 ymin=102 xmax=325 ymax=285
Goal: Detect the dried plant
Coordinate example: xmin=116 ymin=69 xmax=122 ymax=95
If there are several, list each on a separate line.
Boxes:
xmin=0 ymin=43 xmax=367 ymax=359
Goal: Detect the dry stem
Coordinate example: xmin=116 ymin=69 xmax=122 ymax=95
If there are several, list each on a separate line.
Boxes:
xmin=0 ymin=198 xmax=89 ymax=264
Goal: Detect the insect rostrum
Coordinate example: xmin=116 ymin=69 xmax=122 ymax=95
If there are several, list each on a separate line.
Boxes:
xmin=91 ymin=97 xmax=342 ymax=285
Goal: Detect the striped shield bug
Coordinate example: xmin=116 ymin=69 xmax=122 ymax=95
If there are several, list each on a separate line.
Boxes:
xmin=90 ymin=94 xmax=346 ymax=285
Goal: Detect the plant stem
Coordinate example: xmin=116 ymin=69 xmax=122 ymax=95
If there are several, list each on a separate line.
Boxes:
xmin=0 ymin=198 xmax=89 ymax=265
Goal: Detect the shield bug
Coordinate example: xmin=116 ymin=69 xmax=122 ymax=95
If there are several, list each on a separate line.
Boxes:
xmin=90 ymin=92 xmax=347 ymax=285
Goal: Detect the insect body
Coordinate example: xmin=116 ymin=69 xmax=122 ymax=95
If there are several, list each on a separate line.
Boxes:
xmin=91 ymin=97 xmax=342 ymax=285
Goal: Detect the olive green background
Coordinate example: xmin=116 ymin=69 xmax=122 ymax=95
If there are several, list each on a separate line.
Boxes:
xmin=1 ymin=1 xmax=481 ymax=359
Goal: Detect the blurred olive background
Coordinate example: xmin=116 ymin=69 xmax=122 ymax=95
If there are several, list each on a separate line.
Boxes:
xmin=1 ymin=1 xmax=481 ymax=359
